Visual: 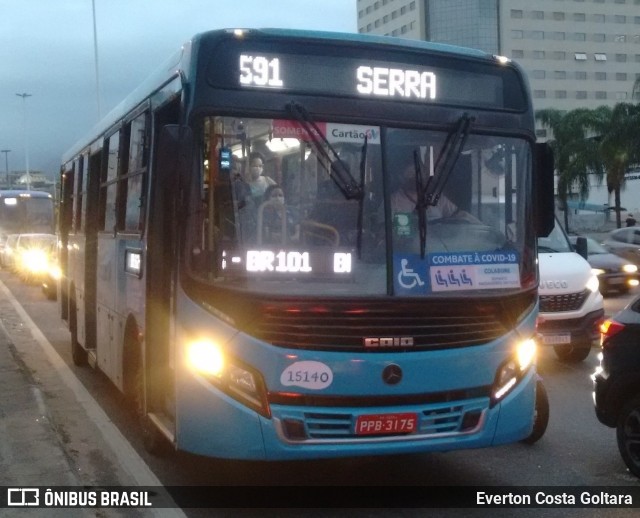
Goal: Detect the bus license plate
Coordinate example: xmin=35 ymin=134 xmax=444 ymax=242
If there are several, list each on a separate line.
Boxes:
xmin=542 ymin=333 xmax=571 ymax=345
xmin=355 ymin=413 xmax=418 ymax=435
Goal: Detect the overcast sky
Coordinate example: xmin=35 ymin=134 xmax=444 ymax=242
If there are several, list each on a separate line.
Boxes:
xmin=0 ymin=0 xmax=357 ymax=177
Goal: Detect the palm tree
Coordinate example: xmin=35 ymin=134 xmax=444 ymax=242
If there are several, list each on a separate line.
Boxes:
xmin=587 ymin=103 xmax=640 ymax=228
xmin=535 ymin=108 xmax=603 ymax=230
xmin=633 ymin=76 xmax=640 ymax=103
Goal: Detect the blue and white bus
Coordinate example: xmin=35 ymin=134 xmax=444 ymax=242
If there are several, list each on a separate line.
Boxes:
xmin=58 ymin=29 xmax=554 ymax=460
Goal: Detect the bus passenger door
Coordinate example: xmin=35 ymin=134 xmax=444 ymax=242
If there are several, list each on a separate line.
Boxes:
xmin=79 ymin=150 xmax=102 ymax=355
xmin=59 ymin=163 xmax=74 ymax=323
xmin=95 ymin=130 xmax=121 ymax=380
xmin=144 ymin=120 xmax=188 ymax=436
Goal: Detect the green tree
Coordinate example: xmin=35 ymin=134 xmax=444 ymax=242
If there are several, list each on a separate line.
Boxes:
xmin=633 ymin=76 xmax=640 ymax=102
xmin=535 ymin=108 xmax=602 ymax=231
xmin=587 ymin=103 xmax=640 ymax=228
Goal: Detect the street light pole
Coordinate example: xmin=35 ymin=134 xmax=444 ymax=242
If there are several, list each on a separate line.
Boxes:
xmin=1 ymin=149 xmax=10 ymax=187
xmin=92 ymin=0 xmax=102 ymax=119
xmin=16 ymin=92 xmax=32 ymax=190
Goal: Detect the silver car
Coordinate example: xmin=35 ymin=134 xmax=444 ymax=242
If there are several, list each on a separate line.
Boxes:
xmin=602 ymin=227 xmax=640 ymax=265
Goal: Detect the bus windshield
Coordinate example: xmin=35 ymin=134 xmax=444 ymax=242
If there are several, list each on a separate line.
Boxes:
xmin=187 ymin=116 xmax=535 ymax=297
xmin=0 ymin=193 xmax=55 ymax=236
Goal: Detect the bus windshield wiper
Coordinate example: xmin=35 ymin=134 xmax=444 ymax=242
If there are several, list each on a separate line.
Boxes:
xmin=422 ymin=113 xmax=474 ymax=207
xmin=412 ymin=149 xmax=428 ymax=259
xmin=286 ymin=101 xmax=364 ymax=200
xmin=356 ymin=135 xmax=368 ymax=258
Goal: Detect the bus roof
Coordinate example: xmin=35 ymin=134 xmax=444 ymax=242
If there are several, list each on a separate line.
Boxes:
xmin=61 ymin=28 xmax=511 ymax=164
xmin=227 ymin=28 xmax=492 ymax=59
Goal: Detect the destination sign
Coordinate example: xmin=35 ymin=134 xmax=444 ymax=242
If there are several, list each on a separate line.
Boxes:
xmin=207 ymin=41 xmax=526 ymax=110
xmin=239 ymin=54 xmax=438 ymax=101
xmin=221 ymin=248 xmax=353 ymax=278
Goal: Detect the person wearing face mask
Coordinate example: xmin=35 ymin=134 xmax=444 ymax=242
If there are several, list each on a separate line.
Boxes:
xmin=259 ymin=184 xmax=298 ymax=243
xmin=246 ymin=152 xmax=276 ymax=199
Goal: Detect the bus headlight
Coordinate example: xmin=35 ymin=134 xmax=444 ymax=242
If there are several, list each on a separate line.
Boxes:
xmin=186 ymin=339 xmax=270 ymax=417
xmin=187 ymin=339 xmax=225 ymax=377
xmin=491 ymin=337 xmax=536 ymax=405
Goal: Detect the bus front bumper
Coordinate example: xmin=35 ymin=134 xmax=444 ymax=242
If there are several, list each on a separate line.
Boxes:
xmin=176 ymin=367 xmax=535 ymax=461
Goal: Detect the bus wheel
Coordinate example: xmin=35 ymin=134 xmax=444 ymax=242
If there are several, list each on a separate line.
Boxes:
xmin=140 ymin=415 xmax=170 ymax=456
xmin=521 ymin=379 xmax=549 ymax=445
xmin=125 ymin=335 xmax=169 ymax=456
xmin=69 ymin=299 xmax=87 ymax=366
xmin=553 ymin=343 xmax=591 ymax=362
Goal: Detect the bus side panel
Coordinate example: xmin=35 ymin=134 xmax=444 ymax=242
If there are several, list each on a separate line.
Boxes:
xmin=492 ymin=373 xmax=536 ymax=445
xmin=114 ymin=235 xmax=145 ymax=392
xmin=176 ymin=370 xmax=267 ymax=459
xmin=68 ymin=233 xmax=87 ymax=347
xmin=96 ymin=233 xmax=119 ymax=384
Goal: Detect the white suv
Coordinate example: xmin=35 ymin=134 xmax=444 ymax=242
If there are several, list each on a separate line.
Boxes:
xmin=537 ymin=222 xmax=604 ymax=362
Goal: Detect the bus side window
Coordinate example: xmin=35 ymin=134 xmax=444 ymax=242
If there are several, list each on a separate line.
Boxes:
xmin=124 ymin=112 xmax=148 ymax=232
xmin=61 ymin=165 xmax=74 ymax=234
xmin=73 ymin=156 xmax=84 ymax=232
xmin=100 ymin=130 xmax=120 ymax=232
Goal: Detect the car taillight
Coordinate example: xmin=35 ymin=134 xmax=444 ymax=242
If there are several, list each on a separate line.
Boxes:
xmin=599 ymin=319 xmax=625 ymax=346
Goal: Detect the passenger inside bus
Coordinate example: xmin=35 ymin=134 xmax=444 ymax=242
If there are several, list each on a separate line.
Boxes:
xmin=257 ymin=184 xmax=299 ymax=244
xmin=389 ymin=155 xmax=479 ymax=223
xmin=230 ymin=155 xmax=251 ymax=209
xmin=245 ymin=152 xmax=276 ymax=199
xmin=304 ymin=179 xmax=358 ymax=244
xmin=388 ymin=153 xmax=507 ymax=254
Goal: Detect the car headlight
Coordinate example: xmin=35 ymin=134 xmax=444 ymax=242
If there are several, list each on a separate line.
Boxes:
xmin=591 ymin=268 xmax=605 ymax=277
xmin=623 ymin=264 xmax=638 ymax=273
xmin=491 ymin=337 xmax=536 ymax=405
xmin=186 ymin=338 xmax=270 ymax=417
xmin=21 ymin=249 xmax=49 ymax=273
xmin=586 ymin=274 xmax=600 ymax=293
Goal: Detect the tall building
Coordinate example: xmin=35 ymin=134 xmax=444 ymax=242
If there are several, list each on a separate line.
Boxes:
xmin=357 ymin=0 xmax=640 ymax=139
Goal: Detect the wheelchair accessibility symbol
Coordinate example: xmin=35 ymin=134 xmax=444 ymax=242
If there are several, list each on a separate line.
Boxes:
xmin=397 ymin=258 xmax=425 ymax=289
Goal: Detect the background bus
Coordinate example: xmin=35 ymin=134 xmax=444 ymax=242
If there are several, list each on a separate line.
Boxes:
xmin=0 ymin=190 xmax=55 ymax=261
xmin=58 ymin=28 xmax=554 ymax=461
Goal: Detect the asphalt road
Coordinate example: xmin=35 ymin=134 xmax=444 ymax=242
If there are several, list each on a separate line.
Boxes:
xmin=2 ymin=270 xmax=639 ymax=516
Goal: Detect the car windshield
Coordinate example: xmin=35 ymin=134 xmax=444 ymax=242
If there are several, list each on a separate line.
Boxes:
xmin=585 ymin=237 xmax=609 ymax=255
xmin=18 ymin=233 xmax=56 ymax=249
xmin=186 ymin=116 xmax=535 ymax=298
xmin=538 ymin=223 xmax=573 ymax=253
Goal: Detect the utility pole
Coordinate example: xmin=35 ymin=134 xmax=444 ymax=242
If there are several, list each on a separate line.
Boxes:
xmin=16 ymin=92 xmax=32 ymax=190
xmin=92 ymin=0 xmax=102 ymax=119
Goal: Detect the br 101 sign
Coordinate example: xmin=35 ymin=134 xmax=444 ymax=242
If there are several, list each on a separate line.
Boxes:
xmin=221 ymin=249 xmax=353 ymax=277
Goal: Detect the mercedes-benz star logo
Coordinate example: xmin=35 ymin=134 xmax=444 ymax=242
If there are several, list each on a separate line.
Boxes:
xmin=382 ymin=364 xmax=403 ymax=385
